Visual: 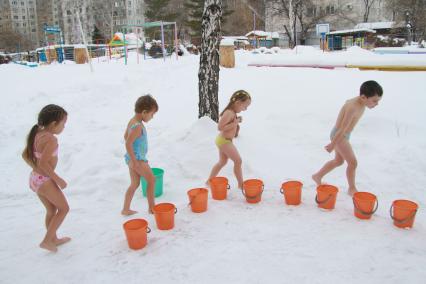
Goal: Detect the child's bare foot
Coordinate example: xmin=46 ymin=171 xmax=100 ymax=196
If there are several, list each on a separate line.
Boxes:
xmin=312 ymin=174 xmax=322 ymax=186
xmin=121 ymin=209 xmax=138 ymax=216
xmin=348 ymin=187 xmax=358 ymax=196
xmin=54 ymin=237 xmax=71 ymax=246
xmin=40 ymin=240 xmax=57 ymax=252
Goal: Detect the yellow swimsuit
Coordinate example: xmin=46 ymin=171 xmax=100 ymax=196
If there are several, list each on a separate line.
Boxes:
xmin=215 ymin=135 xmax=232 ymax=147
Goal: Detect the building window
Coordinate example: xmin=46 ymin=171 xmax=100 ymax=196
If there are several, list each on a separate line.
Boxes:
xmin=12 ymin=1 xmax=17 ymax=5
xmin=21 ymin=1 xmax=24 ymax=5
xmin=67 ymin=10 xmax=72 ymax=15
xmin=14 ymin=15 xmax=19 ymax=19
xmin=32 ymin=29 xmax=36 ymax=32
xmin=22 ymin=15 xmax=25 ymax=19
xmin=307 ymin=6 xmax=316 ymax=17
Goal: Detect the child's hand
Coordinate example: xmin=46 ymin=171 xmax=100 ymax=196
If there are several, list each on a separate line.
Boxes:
xmin=56 ymin=178 xmax=67 ymax=189
xmin=325 ymin=143 xmax=334 ymax=153
xmin=237 ymin=116 xmax=242 ymax=123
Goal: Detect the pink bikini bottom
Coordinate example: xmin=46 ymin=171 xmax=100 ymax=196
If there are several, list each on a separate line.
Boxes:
xmin=29 ymin=171 xmax=50 ymax=193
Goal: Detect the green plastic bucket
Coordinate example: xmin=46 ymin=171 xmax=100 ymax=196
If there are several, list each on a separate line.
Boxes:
xmin=141 ymin=168 xmax=164 ymax=197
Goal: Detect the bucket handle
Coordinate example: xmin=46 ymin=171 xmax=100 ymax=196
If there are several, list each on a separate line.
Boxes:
xmin=146 ymin=226 xmax=151 ymax=233
xmin=353 ymin=198 xmax=379 ymax=217
xmin=227 ymin=184 xmax=231 ymax=190
xmin=174 ymin=207 xmax=178 ymax=214
xmin=389 ymin=204 xmax=418 ymax=224
xmin=241 ymin=185 xmax=264 ymax=200
xmin=279 ymin=187 xmax=284 ymax=194
xmin=315 ymin=194 xmax=333 ymax=205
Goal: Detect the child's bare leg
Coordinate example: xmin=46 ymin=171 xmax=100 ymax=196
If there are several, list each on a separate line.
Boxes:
xmin=312 ymin=151 xmax=344 ymax=185
xmin=207 ymin=150 xmax=228 ymax=185
xmin=220 ymin=143 xmax=243 ymax=189
xmin=134 ymin=161 xmax=156 ymax=214
xmin=38 ymin=195 xmax=71 ymax=246
xmin=38 ymin=181 xmax=70 ymax=252
xmin=335 ymin=140 xmax=358 ymax=196
xmin=122 ymin=167 xmax=140 ymax=215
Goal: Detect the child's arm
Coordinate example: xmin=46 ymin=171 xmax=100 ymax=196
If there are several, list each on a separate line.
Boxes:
xmin=38 ymin=137 xmax=67 ymax=189
xmin=325 ymin=109 xmax=355 ymax=152
xmin=218 ymin=110 xmax=238 ymax=132
xmin=125 ymin=125 xmax=143 ymax=165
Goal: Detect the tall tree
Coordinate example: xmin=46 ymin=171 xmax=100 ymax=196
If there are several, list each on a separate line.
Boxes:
xmin=387 ymin=0 xmax=426 ymax=43
xmin=184 ymin=0 xmax=205 ymax=37
xmin=270 ymin=0 xmax=330 ymax=47
xmin=144 ymin=0 xmax=178 ymax=39
xmin=92 ymin=25 xmax=106 ymax=43
xmin=90 ymin=0 xmax=116 ymax=40
xmin=144 ymin=0 xmax=178 ymax=22
xmin=184 ymin=0 xmax=232 ymax=39
xmin=362 ymin=0 xmax=377 ymax=22
xmin=198 ymin=0 xmax=222 ymax=122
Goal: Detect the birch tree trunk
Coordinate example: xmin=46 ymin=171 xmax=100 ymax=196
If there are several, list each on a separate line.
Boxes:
xmin=198 ymin=0 xmax=222 ymax=122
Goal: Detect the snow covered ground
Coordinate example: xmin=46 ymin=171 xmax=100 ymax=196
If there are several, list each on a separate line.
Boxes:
xmin=1 ymin=49 xmax=425 ymax=283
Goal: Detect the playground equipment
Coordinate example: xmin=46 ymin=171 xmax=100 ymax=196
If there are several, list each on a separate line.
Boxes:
xmin=108 ymin=33 xmax=129 ymax=63
xmin=42 ymin=24 xmax=65 ymax=64
xmin=114 ymin=21 xmax=178 ymax=64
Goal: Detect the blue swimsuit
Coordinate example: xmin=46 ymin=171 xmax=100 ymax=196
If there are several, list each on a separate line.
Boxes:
xmin=124 ymin=122 xmax=148 ymax=164
xmin=330 ymin=127 xmax=351 ymax=141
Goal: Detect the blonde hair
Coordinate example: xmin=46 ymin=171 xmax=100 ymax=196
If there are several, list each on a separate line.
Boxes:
xmin=220 ymin=90 xmax=251 ymax=116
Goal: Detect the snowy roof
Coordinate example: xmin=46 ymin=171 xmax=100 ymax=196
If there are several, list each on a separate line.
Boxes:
xmin=245 ymin=31 xmax=280 ymax=40
xmin=222 ymin=36 xmax=249 ymax=41
xmin=328 ymin=28 xmax=376 ymax=35
xmin=220 ymin=38 xmax=235 ymax=46
xmin=354 ymin=22 xmax=395 ymax=30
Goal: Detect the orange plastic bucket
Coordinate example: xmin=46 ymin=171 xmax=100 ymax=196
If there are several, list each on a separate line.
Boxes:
xmin=280 ymin=181 xmax=303 ymax=205
xmin=187 ymin=188 xmax=208 ymax=213
xmin=153 ymin=203 xmax=177 ymax=230
xmin=123 ymin=219 xmax=151 ymax=250
xmin=315 ymin=184 xmax=339 ymax=210
xmin=210 ymin=176 xmax=230 ymax=200
xmin=242 ymin=179 xmax=264 ymax=204
xmin=352 ymin=192 xmax=378 ymax=219
xmin=390 ymin=200 xmax=418 ymax=229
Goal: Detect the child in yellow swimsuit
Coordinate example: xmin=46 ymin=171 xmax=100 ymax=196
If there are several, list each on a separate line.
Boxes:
xmin=207 ymin=90 xmax=251 ymax=189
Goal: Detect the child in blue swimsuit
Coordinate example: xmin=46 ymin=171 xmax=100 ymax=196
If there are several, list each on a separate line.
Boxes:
xmin=122 ymin=95 xmax=158 ymax=215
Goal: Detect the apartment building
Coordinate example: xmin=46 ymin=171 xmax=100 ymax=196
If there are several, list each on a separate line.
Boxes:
xmin=0 ymin=0 xmax=39 ymax=47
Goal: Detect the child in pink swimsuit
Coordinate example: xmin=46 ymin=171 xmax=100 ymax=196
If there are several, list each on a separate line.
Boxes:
xmin=22 ymin=104 xmax=70 ymax=253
